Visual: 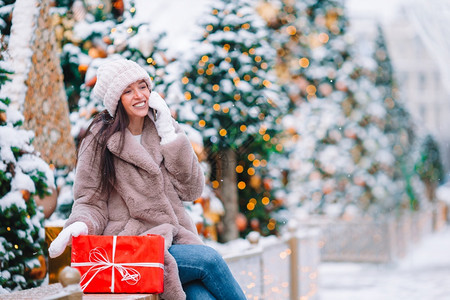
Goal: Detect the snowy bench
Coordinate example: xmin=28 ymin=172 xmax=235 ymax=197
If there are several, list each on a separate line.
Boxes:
xmin=2 ymin=267 xmax=160 ymax=300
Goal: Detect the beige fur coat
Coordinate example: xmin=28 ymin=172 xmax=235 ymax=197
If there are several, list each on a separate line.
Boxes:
xmin=65 ymin=113 xmax=204 ymax=300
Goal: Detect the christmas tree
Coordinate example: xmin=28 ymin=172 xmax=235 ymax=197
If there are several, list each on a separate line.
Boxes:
xmin=177 ymin=0 xmax=289 ymax=240
xmin=372 ymin=25 xmax=424 ymax=210
xmin=278 ymin=0 xmax=419 ymax=217
xmin=0 ymin=51 xmax=54 ymax=291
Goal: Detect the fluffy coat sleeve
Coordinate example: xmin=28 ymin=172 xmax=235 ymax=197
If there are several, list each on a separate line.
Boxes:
xmin=64 ymin=133 xmax=109 ymax=235
xmin=160 ymin=121 xmax=205 ymax=202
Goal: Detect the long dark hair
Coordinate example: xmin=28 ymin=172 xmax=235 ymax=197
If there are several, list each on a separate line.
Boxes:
xmin=77 ymin=101 xmax=130 ymax=198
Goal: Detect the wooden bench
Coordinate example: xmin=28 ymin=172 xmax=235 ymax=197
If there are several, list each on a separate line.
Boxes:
xmin=2 ymin=267 xmax=160 ymax=300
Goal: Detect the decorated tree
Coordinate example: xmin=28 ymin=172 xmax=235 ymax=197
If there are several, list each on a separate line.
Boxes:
xmin=372 ymin=25 xmax=424 ymax=210
xmin=0 ymin=54 xmax=54 ymax=291
xmin=177 ymin=0 xmax=289 ymax=241
xmin=273 ymin=0 xmax=421 ymax=217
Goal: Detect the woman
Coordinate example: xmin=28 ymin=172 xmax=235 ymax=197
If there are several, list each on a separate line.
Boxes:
xmin=49 ymin=59 xmax=245 ymax=300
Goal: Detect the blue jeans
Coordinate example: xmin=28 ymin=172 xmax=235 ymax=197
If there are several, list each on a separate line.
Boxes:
xmin=169 ymin=244 xmax=246 ymax=300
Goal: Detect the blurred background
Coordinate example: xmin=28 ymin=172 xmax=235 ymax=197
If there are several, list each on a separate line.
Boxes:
xmin=1 ymin=0 xmax=449 ymax=298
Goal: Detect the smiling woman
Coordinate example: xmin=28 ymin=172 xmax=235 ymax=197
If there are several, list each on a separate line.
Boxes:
xmin=48 ymin=59 xmax=246 ymax=300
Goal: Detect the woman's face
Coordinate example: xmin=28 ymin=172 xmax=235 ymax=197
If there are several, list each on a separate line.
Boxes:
xmin=120 ymin=79 xmax=150 ymax=120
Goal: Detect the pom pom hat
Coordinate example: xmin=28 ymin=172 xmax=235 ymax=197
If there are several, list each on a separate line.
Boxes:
xmin=93 ymin=59 xmax=152 ymax=117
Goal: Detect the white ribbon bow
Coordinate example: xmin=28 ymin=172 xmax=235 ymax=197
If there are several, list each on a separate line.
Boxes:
xmin=71 ymin=236 xmax=164 ymax=293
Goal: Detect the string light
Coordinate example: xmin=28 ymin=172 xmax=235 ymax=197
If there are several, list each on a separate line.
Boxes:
xmin=206 ymin=25 xmax=213 ymax=31
xmin=249 ymin=48 xmax=256 ymax=55
xmin=127 ymin=27 xmax=133 ymax=34
xmin=247 ymin=167 xmax=255 ymax=175
xmin=198 ymin=69 xmax=205 ymax=75
xmin=130 ymin=7 xmax=136 ymax=13
xmin=263 ymin=134 xmax=270 ymax=141
xmin=234 ymin=94 xmax=241 ymax=101
xmin=247 ymin=202 xmax=255 ymax=210
xmin=222 ymin=107 xmax=230 ymax=113
xmin=146 ymin=58 xmax=153 ymax=64
xmin=306 ymin=85 xmax=317 ymax=95
xmin=286 ymin=26 xmax=296 ymax=35
xmin=259 ymin=126 xmax=267 ymax=135
xmin=219 ymin=129 xmax=227 ymax=136
xmin=224 ymin=26 xmax=231 ymax=31
xmin=182 ymin=77 xmax=189 ymax=84
xmin=318 ymin=33 xmax=329 ymax=43
xmin=213 ymin=104 xmax=221 ymax=111
xmin=201 ymin=55 xmax=209 ymax=62
xmin=242 ymin=23 xmax=250 ymax=30
xmin=248 ymin=153 xmax=255 ymax=161
xmin=7 ymin=227 xmax=11 ymax=231
xmin=212 ymin=84 xmax=220 ymax=91
xmin=240 ymin=125 xmax=247 ymax=132
xmin=262 ymin=197 xmax=270 ymax=205
xmin=184 ymin=92 xmax=192 ymax=101
xmin=254 ymin=56 xmax=262 ymax=62
xmin=236 ymin=165 xmax=244 ymax=173
xmin=238 ymin=181 xmax=246 ymax=189
xmin=198 ymin=120 xmax=206 ymax=127
xmin=263 ymin=80 xmax=271 ymax=88
xmin=212 ymin=180 xmax=219 ymax=189
xmin=253 ymin=160 xmax=261 ymax=167
xmin=299 ymin=58 xmax=310 ymax=68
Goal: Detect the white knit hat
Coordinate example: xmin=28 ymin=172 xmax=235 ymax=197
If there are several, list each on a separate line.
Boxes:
xmin=93 ymin=59 xmax=152 ymax=117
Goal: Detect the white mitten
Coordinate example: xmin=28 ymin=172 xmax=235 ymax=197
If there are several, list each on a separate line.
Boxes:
xmin=148 ymin=92 xmax=177 ymax=144
xmin=48 ymin=222 xmax=88 ymax=258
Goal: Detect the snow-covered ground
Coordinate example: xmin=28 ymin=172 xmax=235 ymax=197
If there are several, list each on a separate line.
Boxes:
xmin=319 ymin=226 xmax=450 ymax=300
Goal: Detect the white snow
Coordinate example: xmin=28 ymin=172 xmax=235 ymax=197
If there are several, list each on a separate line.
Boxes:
xmin=319 ymin=226 xmax=450 ymax=300
xmin=1 ymin=0 xmax=38 ymax=109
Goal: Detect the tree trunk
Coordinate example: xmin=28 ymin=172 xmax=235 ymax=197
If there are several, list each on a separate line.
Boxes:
xmin=425 ymin=181 xmax=437 ymax=202
xmin=219 ymin=148 xmax=239 ymax=242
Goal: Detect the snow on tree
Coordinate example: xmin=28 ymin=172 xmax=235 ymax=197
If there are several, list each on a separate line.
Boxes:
xmin=0 ymin=53 xmax=54 ymax=291
xmin=176 ymin=0 xmax=289 ymax=241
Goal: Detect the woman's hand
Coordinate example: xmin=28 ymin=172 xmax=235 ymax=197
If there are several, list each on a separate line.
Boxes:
xmin=48 ymin=222 xmax=88 ymax=258
xmin=149 ymin=92 xmax=177 ymax=144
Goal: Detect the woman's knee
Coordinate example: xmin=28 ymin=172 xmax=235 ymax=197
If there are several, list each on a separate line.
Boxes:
xmin=199 ymin=246 xmax=226 ymax=269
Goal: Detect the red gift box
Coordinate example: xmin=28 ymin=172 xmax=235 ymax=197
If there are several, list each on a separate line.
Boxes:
xmin=71 ymin=235 xmax=164 ymax=294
